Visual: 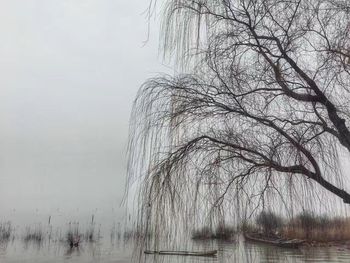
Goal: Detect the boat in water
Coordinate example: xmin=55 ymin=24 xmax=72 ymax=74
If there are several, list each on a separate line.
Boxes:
xmin=244 ymin=233 xmax=304 ymax=249
xmin=144 ymin=250 xmax=218 ymax=257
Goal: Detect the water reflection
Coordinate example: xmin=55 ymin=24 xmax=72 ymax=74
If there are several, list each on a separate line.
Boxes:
xmin=1 ymin=229 xmax=350 ymax=262
xmin=141 ymin=237 xmax=350 ymax=263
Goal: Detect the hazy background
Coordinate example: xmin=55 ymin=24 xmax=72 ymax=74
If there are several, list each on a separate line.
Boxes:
xmin=0 ymin=0 xmax=167 ymax=225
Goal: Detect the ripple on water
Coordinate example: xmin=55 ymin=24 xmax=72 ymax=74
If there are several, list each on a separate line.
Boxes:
xmin=1 ymin=235 xmax=350 ymax=262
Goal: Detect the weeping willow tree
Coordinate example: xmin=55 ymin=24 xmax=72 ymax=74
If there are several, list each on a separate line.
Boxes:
xmin=128 ymin=0 xmax=350 ymax=247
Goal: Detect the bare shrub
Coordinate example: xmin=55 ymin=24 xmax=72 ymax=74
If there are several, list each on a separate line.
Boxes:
xmin=192 ymin=225 xmax=235 ymax=240
xmin=256 ymin=211 xmax=283 ymax=236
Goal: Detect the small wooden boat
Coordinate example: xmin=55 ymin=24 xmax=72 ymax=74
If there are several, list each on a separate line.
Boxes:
xmin=244 ymin=233 xmax=304 ymax=249
xmin=144 ymin=250 xmax=217 ymax=257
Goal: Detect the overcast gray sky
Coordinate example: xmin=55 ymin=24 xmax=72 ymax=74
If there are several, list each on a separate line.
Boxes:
xmin=0 ymin=0 xmax=167 ymax=223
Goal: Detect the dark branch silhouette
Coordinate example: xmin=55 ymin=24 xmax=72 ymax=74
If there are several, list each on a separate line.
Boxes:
xmin=128 ymin=0 xmax=350 ymax=244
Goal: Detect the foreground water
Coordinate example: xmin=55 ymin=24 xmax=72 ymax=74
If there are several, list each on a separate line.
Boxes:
xmin=2 ymin=232 xmax=350 ymax=263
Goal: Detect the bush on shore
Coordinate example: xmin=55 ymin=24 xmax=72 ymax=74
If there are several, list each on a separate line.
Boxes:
xmin=192 ymin=224 xmax=235 ymax=240
xmin=282 ymin=211 xmax=350 ymax=242
xmin=255 ymin=211 xmax=283 ymax=236
xmin=242 ymin=210 xmax=350 ymax=243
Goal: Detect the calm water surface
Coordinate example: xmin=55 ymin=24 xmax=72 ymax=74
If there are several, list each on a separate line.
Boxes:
xmin=1 ymin=234 xmax=350 ymax=263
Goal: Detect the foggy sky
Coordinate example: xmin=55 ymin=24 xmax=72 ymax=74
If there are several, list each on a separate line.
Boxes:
xmin=0 ymin=0 xmax=166 ymax=222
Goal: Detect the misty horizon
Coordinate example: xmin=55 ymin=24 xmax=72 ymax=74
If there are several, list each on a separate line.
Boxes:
xmin=0 ymin=1 xmax=166 ymax=221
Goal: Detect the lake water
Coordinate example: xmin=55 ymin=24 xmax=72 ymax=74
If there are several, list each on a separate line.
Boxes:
xmin=2 ymin=229 xmax=350 ymax=263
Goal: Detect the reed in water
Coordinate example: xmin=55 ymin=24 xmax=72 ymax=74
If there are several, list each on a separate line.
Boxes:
xmin=283 ymin=212 xmax=350 ymax=243
xmin=244 ymin=210 xmax=350 ymax=244
xmin=0 ymin=222 xmax=12 ymax=242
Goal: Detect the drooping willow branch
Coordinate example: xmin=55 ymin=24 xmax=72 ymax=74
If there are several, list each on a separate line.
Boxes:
xmin=128 ymin=0 xmax=350 ymax=243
